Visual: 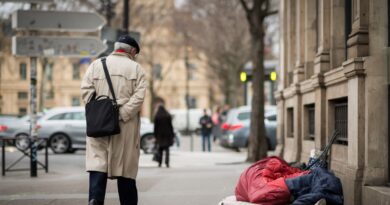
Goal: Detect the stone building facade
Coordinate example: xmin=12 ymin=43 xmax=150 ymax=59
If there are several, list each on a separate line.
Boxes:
xmin=0 ymin=54 xmax=89 ymax=116
xmin=276 ymin=0 xmax=389 ymax=204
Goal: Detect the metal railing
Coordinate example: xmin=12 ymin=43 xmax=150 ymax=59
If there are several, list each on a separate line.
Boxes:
xmin=334 ymin=102 xmax=348 ymax=144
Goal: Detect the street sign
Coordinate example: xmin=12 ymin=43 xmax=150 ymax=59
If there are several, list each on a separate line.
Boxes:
xmin=0 ymin=0 xmax=53 ymax=3
xmin=12 ymin=36 xmax=107 ymax=57
xmin=12 ymin=10 xmax=106 ymax=32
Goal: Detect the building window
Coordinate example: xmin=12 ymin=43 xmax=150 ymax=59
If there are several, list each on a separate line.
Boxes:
xmin=72 ymin=63 xmax=80 ymax=80
xmin=46 ymin=90 xmax=54 ymax=100
xmin=18 ymin=92 xmax=28 ymax=100
xmin=305 ymin=104 xmax=315 ymax=140
xmin=153 ymin=64 xmax=162 ymax=80
xmin=71 ymin=97 xmax=80 ymax=106
xmin=19 ymin=108 xmax=27 ymax=116
xmin=332 ymin=98 xmax=348 ymax=145
xmin=186 ymin=95 xmax=197 ymax=109
xmin=287 ymin=107 xmax=294 ymax=138
xmin=188 ymin=63 xmax=197 ymax=80
xmin=47 ymin=63 xmax=53 ymax=81
xmin=19 ymin=63 xmax=27 ymax=80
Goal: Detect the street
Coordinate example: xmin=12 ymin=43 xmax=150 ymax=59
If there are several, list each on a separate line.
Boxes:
xmin=0 ymin=136 xmax=249 ymax=205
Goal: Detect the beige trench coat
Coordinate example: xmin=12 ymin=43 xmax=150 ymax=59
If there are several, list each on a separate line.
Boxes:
xmin=81 ymin=52 xmax=146 ymax=179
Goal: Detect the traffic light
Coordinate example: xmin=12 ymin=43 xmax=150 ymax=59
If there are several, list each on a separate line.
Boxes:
xmin=270 ymin=71 xmax=277 ymax=81
xmin=240 ymin=71 xmax=247 ymax=82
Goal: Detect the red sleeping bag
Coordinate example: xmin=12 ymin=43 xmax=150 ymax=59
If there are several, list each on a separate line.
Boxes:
xmin=235 ymin=156 xmax=309 ymax=205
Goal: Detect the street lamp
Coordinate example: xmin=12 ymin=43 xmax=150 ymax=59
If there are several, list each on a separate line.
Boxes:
xmin=185 ymin=45 xmax=193 ymax=151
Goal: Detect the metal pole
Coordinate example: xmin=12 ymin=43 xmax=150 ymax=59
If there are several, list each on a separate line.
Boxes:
xmin=30 ymin=56 xmax=38 ymax=177
xmin=244 ymin=82 xmax=247 ymax=105
xmin=2 ymin=140 xmax=5 ymax=176
xmin=123 ymin=0 xmax=129 ymax=34
xmin=29 ymin=2 xmax=38 ymax=178
xmin=184 ymin=43 xmax=193 ymax=152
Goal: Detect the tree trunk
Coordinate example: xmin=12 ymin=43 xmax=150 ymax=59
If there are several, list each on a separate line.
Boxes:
xmin=247 ymin=23 xmax=267 ymax=162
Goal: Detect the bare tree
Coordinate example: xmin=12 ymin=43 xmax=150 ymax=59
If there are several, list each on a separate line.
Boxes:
xmin=129 ymin=0 xmax=182 ymax=119
xmin=175 ymin=0 xmax=251 ymax=107
xmin=239 ymin=0 xmax=278 ymax=162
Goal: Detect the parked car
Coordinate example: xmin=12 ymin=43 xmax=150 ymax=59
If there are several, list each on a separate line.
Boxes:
xmin=0 ymin=114 xmax=43 ymax=149
xmin=219 ymin=106 xmax=277 ymax=151
xmin=1 ymin=107 xmax=180 ymax=154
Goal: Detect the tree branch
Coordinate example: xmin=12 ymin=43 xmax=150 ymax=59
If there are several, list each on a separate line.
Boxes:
xmin=239 ymin=0 xmax=251 ymax=14
xmin=265 ymin=10 xmax=278 ymax=16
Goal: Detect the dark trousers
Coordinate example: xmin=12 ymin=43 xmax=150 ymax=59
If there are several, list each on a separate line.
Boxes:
xmin=157 ymin=146 xmax=170 ymax=166
xmin=202 ymin=134 xmax=211 ymax=152
xmin=89 ymin=171 xmax=138 ymax=205
xmin=157 ymin=147 xmax=169 ymax=166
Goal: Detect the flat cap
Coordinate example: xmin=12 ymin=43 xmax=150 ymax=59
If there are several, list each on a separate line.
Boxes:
xmin=117 ymin=35 xmax=140 ymax=54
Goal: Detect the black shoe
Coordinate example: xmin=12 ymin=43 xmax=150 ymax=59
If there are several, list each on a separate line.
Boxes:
xmin=88 ymin=199 xmax=100 ymax=205
xmin=166 ymin=164 xmax=170 ymax=168
xmin=158 ymin=163 xmax=162 ymax=167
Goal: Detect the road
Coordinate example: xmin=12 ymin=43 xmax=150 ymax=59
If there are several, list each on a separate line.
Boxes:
xmin=0 ymin=136 xmax=250 ymax=205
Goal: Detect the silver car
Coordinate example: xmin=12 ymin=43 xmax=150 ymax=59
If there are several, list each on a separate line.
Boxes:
xmin=219 ymin=106 xmax=277 ymax=151
xmin=0 ymin=114 xmax=43 ymax=149
xmin=3 ymin=107 xmax=164 ymax=154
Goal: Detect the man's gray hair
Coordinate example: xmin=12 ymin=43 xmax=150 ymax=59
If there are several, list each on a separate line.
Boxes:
xmin=114 ymin=42 xmax=134 ymax=52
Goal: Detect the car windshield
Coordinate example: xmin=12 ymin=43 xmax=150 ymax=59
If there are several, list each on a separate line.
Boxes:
xmin=19 ymin=115 xmax=42 ymax=122
xmin=237 ymin=111 xmax=251 ymax=121
xmin=226 ymin=109 xmax=237 ymax=123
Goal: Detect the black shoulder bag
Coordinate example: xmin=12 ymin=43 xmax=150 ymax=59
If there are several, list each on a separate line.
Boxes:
xmin=85 ymin=58 xmax=121 ymax=137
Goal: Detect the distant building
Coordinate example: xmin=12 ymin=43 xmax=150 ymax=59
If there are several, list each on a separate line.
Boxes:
xmin=0 ymin=54 xmax=88 ymax=116
xmin=276 ymin=0 xmax=388 ymax=204
xmin=0 ymin=0 xmax=222 ymax=118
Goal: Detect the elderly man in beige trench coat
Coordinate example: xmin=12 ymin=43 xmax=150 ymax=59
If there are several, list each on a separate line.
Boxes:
xmin=81 ymin=35 xmax=146 ymax=205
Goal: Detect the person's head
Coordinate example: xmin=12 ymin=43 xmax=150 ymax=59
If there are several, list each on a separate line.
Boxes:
xmin=203 ymin=109 xmax=208 ymax=115
xmin=215 ymin=106 xmax=221 ymax=113
xmin=154 ymin=97 xmax=166 ymax=111
xmin=114 ymin=35 xmax=140 ymax=59
xmin=155 ymin=104 xmax=171 ymax=119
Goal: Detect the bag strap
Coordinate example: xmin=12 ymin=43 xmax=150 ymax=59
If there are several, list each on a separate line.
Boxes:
xmin=101 ymin=58 xmax=118 ymax=106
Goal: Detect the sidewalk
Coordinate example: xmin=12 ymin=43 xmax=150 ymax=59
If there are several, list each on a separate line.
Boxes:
xmin=0 ymin=137 xmax=249 ymax=205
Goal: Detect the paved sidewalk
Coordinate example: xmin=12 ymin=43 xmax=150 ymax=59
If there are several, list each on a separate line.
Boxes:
xmin=0 ymin=137 xmax=249 ymax=205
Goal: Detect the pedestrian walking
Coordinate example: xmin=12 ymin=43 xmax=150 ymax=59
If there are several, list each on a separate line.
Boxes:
xmin=153 ymin=103 xmax=175 ymax=168
xmin=211 ymin=106 xmax=223 ymax=142
xmin=81 ymin=35 xmax=146 ymax=205
xmin=199 ymin=109 xmax=213 ymax=152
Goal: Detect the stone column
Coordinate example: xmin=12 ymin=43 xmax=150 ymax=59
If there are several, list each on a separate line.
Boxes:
xmin=311 ymin=0 xmax=330 ymax=150
xmin=362 ymin=0 xmax=388 ymax=186
xmin=343 ymin=58 xmax=365 ymax=205
xmin=278 ymin=0 xmax=289 ymax=90
xmin=330 ymin=0 xmax=347 ymax=68
xmin=294 ymin=0 xmax=305 ymax=83
xmin=287 ymin=0 xmax=296 ymax=85
xmin=347 ymin=0 xmax=369 ymax=58
xmin=304 ymin=0 xmax=317 ymax=79
xmin=275 ymin=91 xmax=285 ymax=157
xmin=314 ymin=0 xmax=331 ymax=74
xmin=311 ymin=76 xmax=326 ymax=150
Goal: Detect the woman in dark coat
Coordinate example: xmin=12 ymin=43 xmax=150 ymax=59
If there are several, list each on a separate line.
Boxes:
xmin=153 ymin=105 xmax=175 ymax=168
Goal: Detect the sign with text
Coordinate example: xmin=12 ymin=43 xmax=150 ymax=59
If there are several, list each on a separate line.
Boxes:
xmin=12 ymin=36 xmax=107 ymax=57
xmin=12 ymin=10 xmax=106 ymax=32
xmin=0 ymin=0 xmax=53 ymax=3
